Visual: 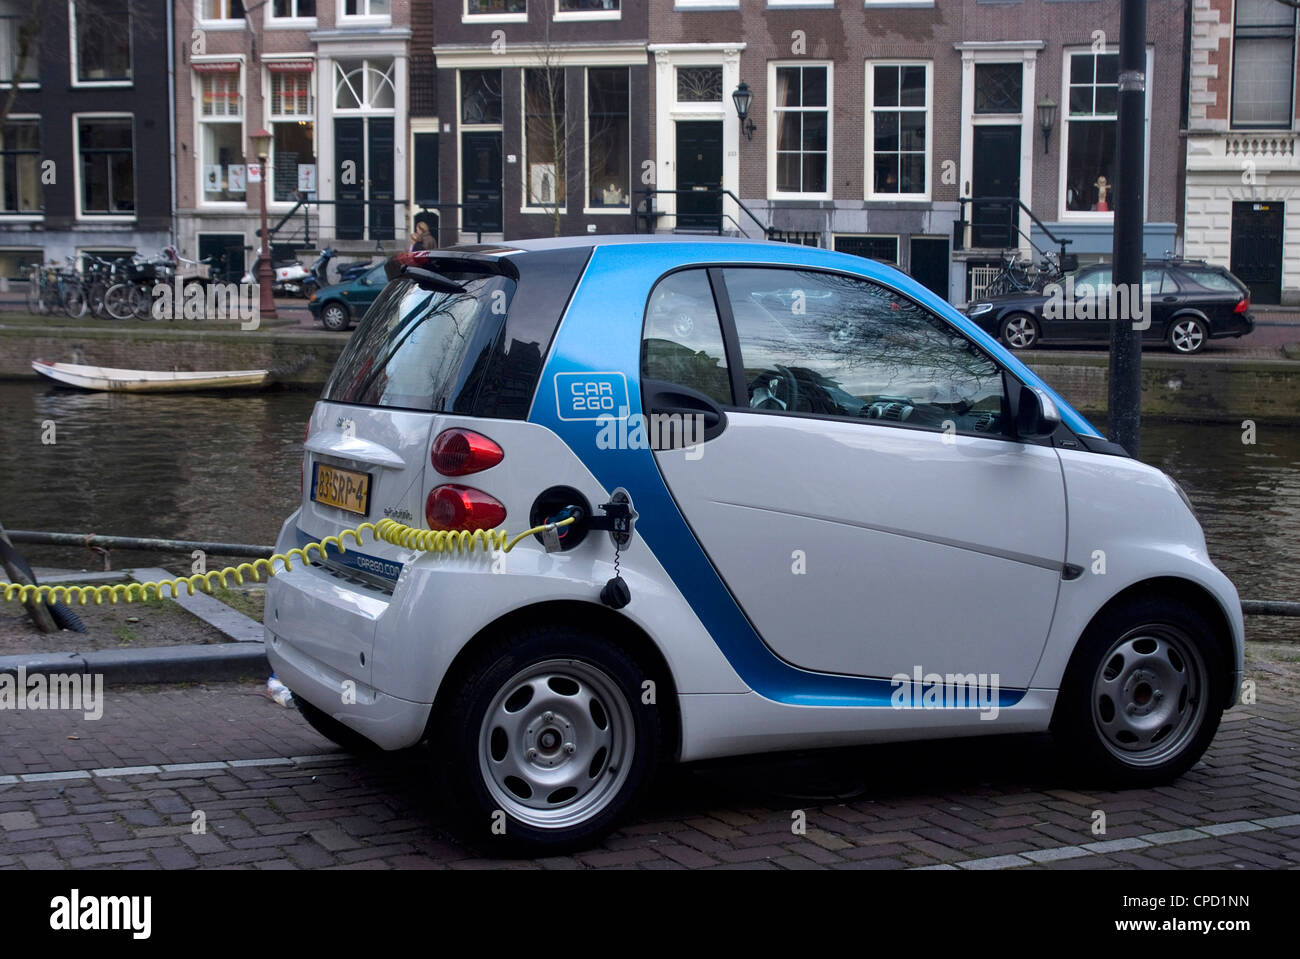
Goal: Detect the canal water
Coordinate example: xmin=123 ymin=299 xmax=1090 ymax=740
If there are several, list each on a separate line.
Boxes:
xmin=0 ymin=381 xmax=1295 ymax=642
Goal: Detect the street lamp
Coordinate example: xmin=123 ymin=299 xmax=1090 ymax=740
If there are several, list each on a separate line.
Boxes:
xmin=732 ymin=82 xmax=756 ymax=141
xmin=1037 ymin=97 xmax=1058 ymax=155
xmin=249 ymin=127 xmax=277 ymax=320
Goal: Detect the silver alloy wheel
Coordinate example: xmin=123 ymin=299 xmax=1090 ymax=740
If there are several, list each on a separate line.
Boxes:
xmin=1090 ymin=625 xmax=1207 ymax=767
xmin=321 ymin=303 xmax=348 ymax=330
xmin=1003 ymin=314 xmax=1037 ymax=349
xmin=478 ymin=658 xmax=634 ymax=830
xmin=1169 ymin=319 xmax=1205 ymax=353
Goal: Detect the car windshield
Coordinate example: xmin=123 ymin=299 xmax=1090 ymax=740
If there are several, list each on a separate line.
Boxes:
xmin=322 ymin=271 xmax=516 ymax=412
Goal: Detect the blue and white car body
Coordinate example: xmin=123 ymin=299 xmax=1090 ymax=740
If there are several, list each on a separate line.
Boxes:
xmin=265 ymin=237 xmax=1243 ymax=849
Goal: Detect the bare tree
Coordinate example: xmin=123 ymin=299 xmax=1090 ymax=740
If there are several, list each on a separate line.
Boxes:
xmin=526 ymin=22 xmax=580 ymax=237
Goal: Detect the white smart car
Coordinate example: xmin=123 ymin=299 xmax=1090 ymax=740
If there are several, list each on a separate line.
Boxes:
xmin=265 ymin=237 xmax=1244 ymax=852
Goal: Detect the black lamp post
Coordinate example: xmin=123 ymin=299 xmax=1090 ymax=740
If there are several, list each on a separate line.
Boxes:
xmin=249 ymin=128 xmax=277 ymax=320
xmin=1037 ymin=96 xmax=1058 ymax=155
xmin=732 ymin=82 xmax=756 ymax=141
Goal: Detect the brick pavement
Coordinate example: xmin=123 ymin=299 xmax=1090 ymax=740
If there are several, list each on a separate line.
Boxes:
xmin=1 ymin=676 xmax=1297 ymax=869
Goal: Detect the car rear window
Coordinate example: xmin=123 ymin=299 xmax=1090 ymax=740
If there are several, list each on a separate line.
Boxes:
xmin=1179 ymin=268 xmax=1245 ymax=294
xmin=322 ymin=248 xmax=588 ymax=417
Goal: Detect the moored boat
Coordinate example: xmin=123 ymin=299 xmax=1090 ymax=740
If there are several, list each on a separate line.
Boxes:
xmin=31 ymin=359 xmax=273 ymax=393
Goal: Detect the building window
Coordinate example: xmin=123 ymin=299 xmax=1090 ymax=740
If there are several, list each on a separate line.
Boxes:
xmin=1 ymin=3 xmax=39 ymax=84
xmin=77 ymin=117 xmax=134 ymax=216
xmin=1232 ymin=0 xmax=1296 ymax=128
xmin=201 ymin=0 xmax=246 ymax=19
xmin=461 ymin=69 xmax=503 ymax=124
xmin=342 ymin=0 xmax=390 ymax=16
xmin=466 ymin=0 xmax=525 ymax=15
xmin=974 ymin=63 xmax=1021 ymax=114
xmin=0 ymin=119 xmax=41 ymax=213
xmin=270 ymin=69 xmax=315 ymax=202
xmin=869 ymin=63 xmax=929 ymax=198
xmin=525 ymin=68 xmax=565 ymax=207
xmin=677 ymin=66 xmax=722 ymax=102
xmin=1064 ymin=50 xmax=1118 ymax=213
xmin=271 ymin=0 xmax=315 ymax=17
xmin=198 ymin=70 xmax=244 ymax=203
xmin=335 ymin=58 xmax=395 ymax=111
xmin=588 ymin=67 xmax=629 ymax=209
xmin=773 ymin=64 xmax=829 ymax=196
xmin=74 ymin=0 xmax=132 ymax=83
xmin=557 ymin=0 xmax=620 ymax=14
xmin=833 ymin=235 xmax=899 ymax=265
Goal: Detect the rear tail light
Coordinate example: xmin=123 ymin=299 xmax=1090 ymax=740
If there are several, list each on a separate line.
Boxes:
xmin=432 ymin=428 xmax=504 ymax=476
xmin=426 ymin=485 xmax=507 ymax=532
xmin=1234 ymin=298 xmax=1250 ymax=314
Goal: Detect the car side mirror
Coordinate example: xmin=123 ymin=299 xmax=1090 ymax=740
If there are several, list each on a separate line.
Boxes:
xmin=1016 ymin=384 xmax=1061 ymax=439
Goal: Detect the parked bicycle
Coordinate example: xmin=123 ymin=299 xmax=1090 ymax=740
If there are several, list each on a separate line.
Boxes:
xmin=982 ymin=250 xmax=1064 ymax=298
xmin=103 ymin=251 xmax=177 ymax=320
xmin=24 ymin=259 xmax=88 ymax=319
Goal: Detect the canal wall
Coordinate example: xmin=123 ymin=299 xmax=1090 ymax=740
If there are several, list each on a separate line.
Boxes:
xmin=1 ymin=323 xmax=1297 ymax=423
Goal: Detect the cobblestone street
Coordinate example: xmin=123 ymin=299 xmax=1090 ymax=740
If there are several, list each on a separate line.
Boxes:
xmin=1 ymin=675 xmax=1296 ymax=870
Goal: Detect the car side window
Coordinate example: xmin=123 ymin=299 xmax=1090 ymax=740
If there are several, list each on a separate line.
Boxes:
xmin=1141 ymin=268 xmax=1169 ymax=294
xmin=641 ymin=269 xmax=733 ymax=406
xmin=1182 ymin=268 xmax=1240 ymax=293
xmin=721 ymin=267 xmax=1006 ymax=436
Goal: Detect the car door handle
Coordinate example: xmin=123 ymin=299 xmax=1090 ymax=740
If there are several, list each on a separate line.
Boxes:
xmin=642 ymin=378 xmax=728 ymax=444
xmin=1162 ymin=296 xmax=1177 ymax=302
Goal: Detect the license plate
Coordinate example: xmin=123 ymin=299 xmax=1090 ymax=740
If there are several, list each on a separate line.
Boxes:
xmin=311 ymin=462 xmax=371 ymax=516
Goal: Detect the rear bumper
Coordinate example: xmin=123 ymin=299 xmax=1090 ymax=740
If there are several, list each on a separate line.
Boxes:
xmin=266 ymin=627 xmax=433 ymax=751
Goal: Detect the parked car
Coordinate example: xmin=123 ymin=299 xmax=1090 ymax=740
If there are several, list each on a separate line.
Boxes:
xmin=306 ymin=260 xmax=385 ymax=331
xmin=967 ymin=258 xmax=1254 ymax=354
xmin=266 ymin=237 xmax=1243 ymax=852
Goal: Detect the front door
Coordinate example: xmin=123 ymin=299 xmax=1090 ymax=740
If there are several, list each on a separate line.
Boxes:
xmin=462 ymin=131 xmax=502 ymax=234
xmin=368 ymin=118 xmax=395 ymax=243
xmin=646 ymin=266 xmax=1066 ymax=689
xmin=335 ymin=118 xmax=365 ymax=241
xmin=1231 ymin=201 xmax=1284 ymax=305
xmin=675 ymin=121 xmax=723 ymax=232
xmin=910 ymin=236 xmax=950 ymax=298
xmin=972 ymin=126 xmax=1021 ymax=248
xmin=197 ymin=233 xmax=244 ymax=284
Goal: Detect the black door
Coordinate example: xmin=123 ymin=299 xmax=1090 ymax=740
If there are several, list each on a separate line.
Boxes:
xmin=368 ymin=118 xmax=395 ymax=243
xmin=335 ymin=118 xmax=365 ymax=241
xmin=972 ymin=126 xmax=1021 ymax=248
xmin=1231 ymin=201 xmax=1284 ymax=305
xmin=675 ymin=121 xmax=723 ymax=232
xmin=198 ymin=233 xmax=244 ymax=284
xmin=462 ymin=131 xmax=502 ymax=234
xmin=909 ymin=236 xmax=950 ymax=298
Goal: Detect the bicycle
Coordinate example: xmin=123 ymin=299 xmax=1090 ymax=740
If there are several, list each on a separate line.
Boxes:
xmin=982 ymin=250 xmax=1065 ymax=298
xmin=25 ymin=260 xmax=88 ymax=318
xmin=104 ymin=252 xmax=175 ymax=320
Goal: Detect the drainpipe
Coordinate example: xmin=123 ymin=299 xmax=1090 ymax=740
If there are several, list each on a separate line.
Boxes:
xmin=167 ymin=0 xmax=178 ymax=250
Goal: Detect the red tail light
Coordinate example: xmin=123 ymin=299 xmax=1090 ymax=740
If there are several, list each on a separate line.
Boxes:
xmin=432 ymin=428 xmax=504 ymax=476
xmin=426 ymin=485 xmax=507 ymax=532
xmin=1234 ymin=298 xmax=1250 ymax=314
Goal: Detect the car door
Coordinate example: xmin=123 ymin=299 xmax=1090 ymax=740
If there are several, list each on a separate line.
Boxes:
xmin=1058 ymin=266 xmax=1113 ymax=342
xmin=350 ymin=264 xmax=387 ymax=313
xmin=646 ymin=266 xmax=1068 ymax=689
xmin=1141 ymin=267 xmax=1178 ymax=341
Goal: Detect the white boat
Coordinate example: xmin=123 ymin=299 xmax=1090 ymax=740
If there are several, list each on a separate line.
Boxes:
xmin=32 ymin=359 xmax=273 ymax=393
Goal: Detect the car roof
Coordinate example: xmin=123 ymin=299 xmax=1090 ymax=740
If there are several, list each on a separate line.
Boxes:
xmin=450 ymin=234 xmax=773 ymax=257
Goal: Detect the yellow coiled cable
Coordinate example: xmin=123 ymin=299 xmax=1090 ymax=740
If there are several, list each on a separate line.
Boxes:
xmin=0 ymin=516 xmax=575 ymax=606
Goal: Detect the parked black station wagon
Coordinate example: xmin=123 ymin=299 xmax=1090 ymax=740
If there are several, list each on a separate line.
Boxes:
xmin=966 ymin=258 xmax=1255 ymax=355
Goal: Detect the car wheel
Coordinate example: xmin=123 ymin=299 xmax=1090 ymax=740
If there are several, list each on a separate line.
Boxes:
xmin=320 ymin=302 xmax=350 ymax=331
xmin=1168 ymin=316 xmax=1208 ymax=354
xmin=1053 ymin=596 xmax=1225 ymax=787
xmin=999 ymin=313 xmax=1039 ymax=350
xmin=439 ymin=626 xmax=662 ymax=853
xmin=295 ymin=696 xmax=381 ymax=754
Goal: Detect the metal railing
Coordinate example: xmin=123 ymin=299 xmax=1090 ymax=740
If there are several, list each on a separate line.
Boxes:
xmin=955 ymin=195 xmax=1075 ymax=267
xmin=265 ymin=197 xmax=498 ymax=250
xmin=634 ymin=188 xmax=774 ymax=239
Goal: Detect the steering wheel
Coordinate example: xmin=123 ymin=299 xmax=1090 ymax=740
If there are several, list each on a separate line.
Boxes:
xmin=749 ymin=365 xmax=800 ymax=411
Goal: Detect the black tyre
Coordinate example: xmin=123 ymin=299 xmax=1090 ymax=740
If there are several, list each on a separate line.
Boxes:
xmin=1167 ymin=316 xmax=1208 ymax=355
xmin=999 ymin=312 xmax=1039 ymax=350
xmin=1053 ymin=596 xmax=1226 ymax=788
xmin=320 ymin=301 xmax=350 ymax=331
xmin=295 ymin=696 xmax=381 ymax=754
xmin=437 ymin=625 xmax=662 ymax=853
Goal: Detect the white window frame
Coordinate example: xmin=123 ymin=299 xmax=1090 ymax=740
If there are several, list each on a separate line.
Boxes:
xmin=555 ymin=0 xmax=621 ymax=22
xmin=265 ymin=60 xmax=317 ymax=211
xmin=767 ymin=60 xmax=833 ymax=201
xmin=462 ymin=0 xmax=528 ymax=23
xmin=675 ymin=0 xmax=738 ymax=8
xmin=0 ymin=113 xmax=43 ymax=220
xmin=865 ymin=60 xmax=932 ymax=202
xmin=333 ymin=57 xmax=396 ymax=114
xmin=583 ymin=65 xmax=631 ymax=214
xmin=864 ymin=0 xmax=932 ymax=8
xmin=1228 ymin=0 xmax=1298 ymax=130
xmin=337 ymin=0 xmax=391 ymax=24
xmin=196 ymin=0 xmax=246 ymax=30
xmin=72 ymin=112 xmax=136 ymax=222
xmin=1057 ymin=46 xmax=1153 ymax=222
xmin=265 ymin=0 xmax=318 ymax=29
xmin=767 ymin=1 xmax=834 ymax=8
xmin=69 ymin=0 xmax=133 ymax=88
xmin=522 ymin=66 xmax=567 ymax=214
xmin=194 ymin=62 xmax=246 ymax=210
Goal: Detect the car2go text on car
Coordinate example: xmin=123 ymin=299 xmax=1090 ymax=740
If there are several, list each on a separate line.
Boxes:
xmin=265 ymin=237 xmax=1245 ymax=852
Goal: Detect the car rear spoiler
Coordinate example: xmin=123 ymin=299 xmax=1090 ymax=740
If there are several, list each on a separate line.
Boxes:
xmin=385 ymin=250 xmax=521 ymax=285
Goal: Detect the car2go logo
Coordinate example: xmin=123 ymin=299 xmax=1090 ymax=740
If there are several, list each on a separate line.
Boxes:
xmin=555 ymin=372 xmax=629 ymax=420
